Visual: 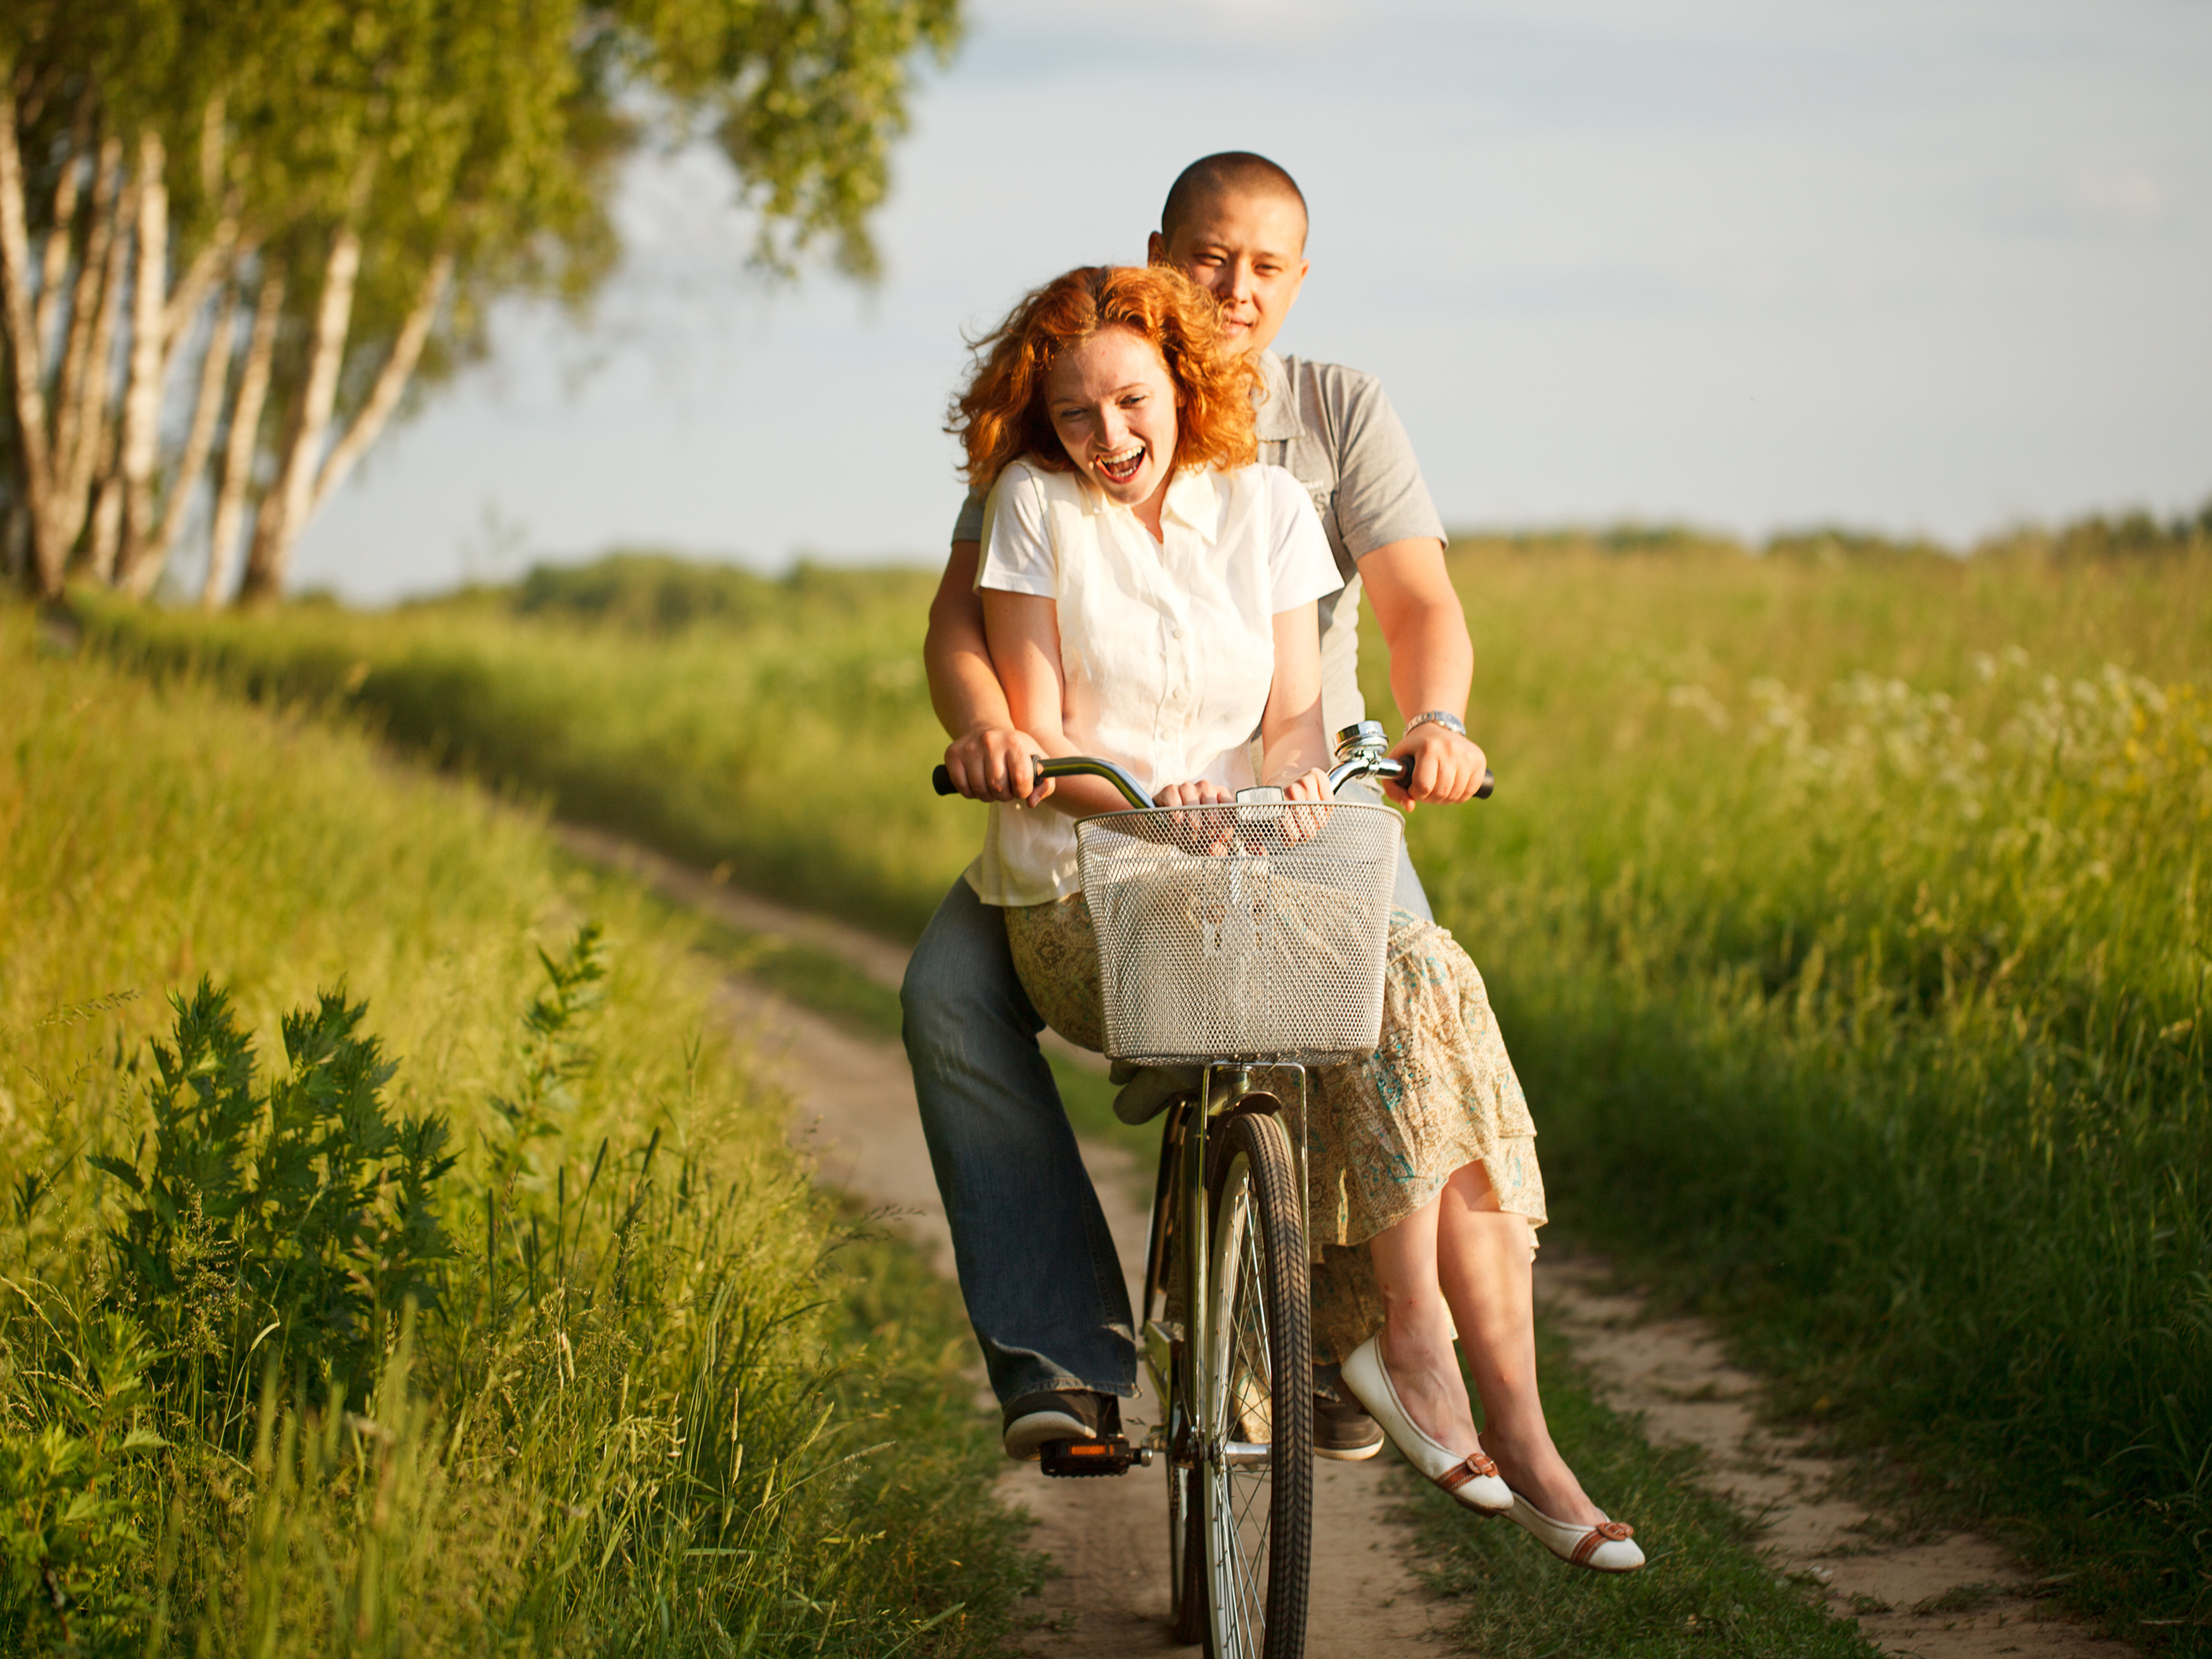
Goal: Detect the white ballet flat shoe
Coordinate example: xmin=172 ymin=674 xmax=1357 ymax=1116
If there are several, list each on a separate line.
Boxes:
xmin=1506 ymin=1491 xmax=1645 ymax=1572
xmin=1340 ymin=1337 xmax=1513 ymax=1514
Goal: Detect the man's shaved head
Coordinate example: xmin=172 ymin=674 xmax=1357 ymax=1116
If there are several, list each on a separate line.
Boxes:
xmin=1160 ymin=152 xmax=1309 ymax=250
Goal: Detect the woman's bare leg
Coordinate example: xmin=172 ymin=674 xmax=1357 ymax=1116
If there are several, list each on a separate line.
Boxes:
xmin=1434 ymin=1161 xmax=1603 ymax=1524
xmin=1367 ymin=1191 xmax=1484 ymax=1456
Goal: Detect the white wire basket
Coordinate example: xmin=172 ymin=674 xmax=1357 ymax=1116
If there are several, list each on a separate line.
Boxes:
xmin=1074 ymin=800 xmax=1403 ymax=1065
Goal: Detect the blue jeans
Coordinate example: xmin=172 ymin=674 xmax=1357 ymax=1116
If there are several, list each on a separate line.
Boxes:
xmin=904 ymin=877 xmax=1138 ymax=1405
xmin=901 ymin=792 xmax=1432 ymax=1408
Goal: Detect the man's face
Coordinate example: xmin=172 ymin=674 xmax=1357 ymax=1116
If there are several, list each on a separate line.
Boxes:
xmin=1149 ymin=189 xmax=1310 ymax=357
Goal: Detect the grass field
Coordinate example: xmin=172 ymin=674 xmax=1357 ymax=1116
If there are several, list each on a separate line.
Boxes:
xmin=76 ymin=523 xmax=2212 ymax=1647
xmin=0 ymin=607 xmax=1037 ymax=1654
xmin=82 ymin=560 xmax=966 ymax=939
xmin=1410 ymin=537 xmax=2211 ymax=1647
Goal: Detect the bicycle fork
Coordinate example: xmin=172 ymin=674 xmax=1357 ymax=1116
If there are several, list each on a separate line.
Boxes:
xmin=1139 ymin=1065 xmax=1311 ymax=1478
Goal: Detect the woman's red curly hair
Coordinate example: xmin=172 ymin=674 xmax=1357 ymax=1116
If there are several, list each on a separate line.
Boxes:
xmin=949 ymin=264 xmax=1258 ymax=492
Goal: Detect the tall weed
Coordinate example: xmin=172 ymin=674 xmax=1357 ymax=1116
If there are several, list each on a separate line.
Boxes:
xmin=0 ymin=611 xmax=1034 ymax=1655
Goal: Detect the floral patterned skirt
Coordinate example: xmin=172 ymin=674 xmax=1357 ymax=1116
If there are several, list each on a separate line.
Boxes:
xmin=1004 ymin=894 xmax=1546 ymax=1363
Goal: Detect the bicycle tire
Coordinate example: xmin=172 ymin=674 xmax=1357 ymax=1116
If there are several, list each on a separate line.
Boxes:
xmin=1166 ymin=1331 xmax=1208 ymax=1643
xmin=1199 ymin=1111 xmax=1312 ymax=1659
xmin=1160 ymin=1105 xmax=1208 ymax=1645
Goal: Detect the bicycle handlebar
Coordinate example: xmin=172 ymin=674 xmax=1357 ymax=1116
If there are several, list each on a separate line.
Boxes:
xmin=1329 ymin=752 xmax=1496 ymax=800
xmin=932 ymin=751 xmax=1494 ymax=804
xmin=932 ymin=755 xmax=1151 ymax=807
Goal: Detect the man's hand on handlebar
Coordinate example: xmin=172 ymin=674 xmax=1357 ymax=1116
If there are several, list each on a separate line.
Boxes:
xmin=1384 ymin=722 xmax=1490 ymax=810
xmin=943 ymin=724 xmax=1056 ymax=806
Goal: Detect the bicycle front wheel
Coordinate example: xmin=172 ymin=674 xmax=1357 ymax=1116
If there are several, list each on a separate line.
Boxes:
xmin=1200 ymin=1110 xmax=1313 ymax=1659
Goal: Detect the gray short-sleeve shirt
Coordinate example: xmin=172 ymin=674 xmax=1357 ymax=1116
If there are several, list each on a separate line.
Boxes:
xmin=951 ymin=348 xmax=1445 ymax=735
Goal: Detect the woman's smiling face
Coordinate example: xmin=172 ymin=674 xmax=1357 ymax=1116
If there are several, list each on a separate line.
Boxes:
xmin=1044 ymin=327 xmax=1178 ymax=510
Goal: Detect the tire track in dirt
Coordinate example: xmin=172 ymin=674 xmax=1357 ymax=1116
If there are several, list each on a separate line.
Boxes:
xmin=559 ymin=825 xmax=1450 ymax=1655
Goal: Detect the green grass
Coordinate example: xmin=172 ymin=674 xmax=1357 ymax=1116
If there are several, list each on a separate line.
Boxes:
xmin=1408 ymin=1317 xmax=1875 ymax=1659
xmin=83 ymin=555 xmax=964 ymax=941
xmin=74 ymin=525 xmax=2212 ymax=1648
xmin=0 ymin=607 xmax=1037 ymax=1655
xmin=1403 ymin=538 xmax=2212 ymax=1649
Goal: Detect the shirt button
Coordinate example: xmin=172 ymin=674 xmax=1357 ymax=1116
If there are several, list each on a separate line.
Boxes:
xmin=1171 ymin=627 xmax=1185 ymax=640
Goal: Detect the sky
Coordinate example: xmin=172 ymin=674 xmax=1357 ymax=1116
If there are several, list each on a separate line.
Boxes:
xmin=286 ymin=0 xmax=2212 ymax=602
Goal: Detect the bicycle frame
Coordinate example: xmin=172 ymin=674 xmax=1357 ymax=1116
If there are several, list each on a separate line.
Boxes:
xmin=1140 ymin=1063 xmax=1311 ymax=1472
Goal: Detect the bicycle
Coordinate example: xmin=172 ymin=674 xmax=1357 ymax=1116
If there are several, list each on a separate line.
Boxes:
xmin=932 ymin=720 xmax=1491 ymax=1659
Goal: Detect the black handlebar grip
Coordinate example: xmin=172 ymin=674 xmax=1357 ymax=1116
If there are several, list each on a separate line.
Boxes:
xmin=934 ymin=757 xmax=1053 ymax=797
xmin=1379 ymin=757 xmax=1498 ymax=800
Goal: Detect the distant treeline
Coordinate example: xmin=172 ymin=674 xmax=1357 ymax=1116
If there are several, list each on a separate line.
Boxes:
xmin=488 ymin=554 xmax=939 ymax=636
xmin=1447 ymin=497 xmax=2212 ymax=565
xmin=441 ymin=497 xmax=2212 ymax=640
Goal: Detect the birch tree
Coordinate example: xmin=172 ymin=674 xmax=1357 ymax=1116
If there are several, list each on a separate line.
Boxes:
xmin=0 ymin=0 xmax=961 ymax=605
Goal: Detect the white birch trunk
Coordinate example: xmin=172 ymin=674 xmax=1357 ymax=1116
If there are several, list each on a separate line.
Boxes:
xmin=240 ymin=226 xmax=359 ymax=603
xmin=203 ymin=273 xmax=282 ymax=608
xmin=308 ymin=250 xmax=450 ymax=517
xmin=158 ymin=219 xmax=234 ymax=378
xmin=126 ymin=286 xmax=238 ymax=599
xmin=0 ymin=84 xmax=60 ymax=593
xmin=87 ymin=436 xmax=124 ymax=582
xmin=51 ymin=139 xmax=124 ymax=554
xmin=30 ymin=101 xmax=89 ymax=365
xmin=115 ymin=129 xmax=168 ymax=583
xmin=71 ymin=169 xmax=135 ymax=573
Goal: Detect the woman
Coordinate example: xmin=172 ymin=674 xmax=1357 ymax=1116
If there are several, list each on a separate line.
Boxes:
xmin=946 ymin=263 xmax=1641 ymax=1573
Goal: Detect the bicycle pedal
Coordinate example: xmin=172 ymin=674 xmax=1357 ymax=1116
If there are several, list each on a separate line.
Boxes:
xmin=1038 ymin=1435 xmax=1149 ymax=1477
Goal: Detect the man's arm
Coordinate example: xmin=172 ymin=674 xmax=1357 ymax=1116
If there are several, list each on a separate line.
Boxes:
xmin=1360 ymin=536 xmax=1489 ymax=808
xmin=924 ymin=540 xmax=1053 ymax=802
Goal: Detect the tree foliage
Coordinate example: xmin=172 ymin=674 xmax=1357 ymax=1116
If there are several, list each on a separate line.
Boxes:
xmin=0 ymin=0 xmax=961 ymax=603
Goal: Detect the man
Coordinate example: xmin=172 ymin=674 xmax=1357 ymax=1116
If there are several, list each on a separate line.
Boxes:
xmin=905 ymin=152 xmax=1490 ymax=1462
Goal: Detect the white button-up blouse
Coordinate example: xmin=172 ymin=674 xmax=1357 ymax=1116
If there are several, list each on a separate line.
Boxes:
xmin=966 ymin=457 xmax=1340 ymax=907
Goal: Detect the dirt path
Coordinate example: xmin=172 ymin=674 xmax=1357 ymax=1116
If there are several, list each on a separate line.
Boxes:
xmin=558 ymin=825 xmax=1450 ymax=1654
xmin=564 ymin=823 xmax=2128 ymax=1658
xmin=1537 ymin=1259 xmax=2134 ymax=1658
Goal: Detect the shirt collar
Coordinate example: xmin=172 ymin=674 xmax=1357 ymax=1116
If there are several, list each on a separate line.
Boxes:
xmin=1161 ymin=468 xmax=1220 ymax=541
xmin=1073 ymin=465 xmax=1221 ymax=543
xmin=1253 ymin=349 xmax=1303 ymax=442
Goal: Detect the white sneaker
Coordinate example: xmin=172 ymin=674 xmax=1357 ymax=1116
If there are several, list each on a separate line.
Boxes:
xmin=1001 ymin=1389 xmax=1114 ymax=1461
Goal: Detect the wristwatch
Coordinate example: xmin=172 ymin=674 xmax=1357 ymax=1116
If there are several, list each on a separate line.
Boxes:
xmin=1405 ymin=710 xmax=1467 ymax=738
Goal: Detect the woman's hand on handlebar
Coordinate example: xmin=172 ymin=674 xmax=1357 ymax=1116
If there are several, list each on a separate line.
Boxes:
xmin=943 ymin=724 xmax=1055 ymax=806
xmin=1152 ymin=779 xmax=1236 ymax=856
xmin=1151 ymin=779 xmax=1234 ymax=809
xmin=1386 ymin=723 xmax=1490 ymax=810
xmin=1276 ymin=765 xmax=1334 ymax=846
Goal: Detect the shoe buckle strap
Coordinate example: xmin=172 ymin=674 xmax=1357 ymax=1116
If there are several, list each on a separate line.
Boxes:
xmin=1569 ymin=1520 xmax=1633 ymax=1566
xmin=1434 ymin=1451 xmax=1499 ymax=1492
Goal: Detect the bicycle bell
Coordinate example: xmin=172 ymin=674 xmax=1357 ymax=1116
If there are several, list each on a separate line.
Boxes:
xmin=1334 ymin=720 xmax=1392 ymax=764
